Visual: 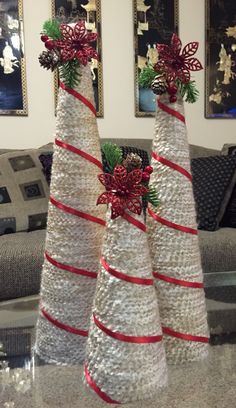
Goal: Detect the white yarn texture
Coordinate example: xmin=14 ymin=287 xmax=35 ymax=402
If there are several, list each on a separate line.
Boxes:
xmin=85 ymin=210 xmax=167 ymax=403
xmin=148 ymin=94 xmax=209 ymax=364
xmin=35 ymin=65 xmax=106 ymax=365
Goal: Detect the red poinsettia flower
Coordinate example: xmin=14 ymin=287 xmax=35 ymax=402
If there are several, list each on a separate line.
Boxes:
xmin=155 ymin=33 xmax=203 ymax=83
xmin=57 ymin=21 xmax=98 ymax=65
xmin=97 ymin=165 xmax=148 ymax=219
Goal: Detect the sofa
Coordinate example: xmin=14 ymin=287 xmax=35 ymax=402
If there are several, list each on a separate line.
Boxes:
xmin=0 ymin=139 xmax=236 ymax=334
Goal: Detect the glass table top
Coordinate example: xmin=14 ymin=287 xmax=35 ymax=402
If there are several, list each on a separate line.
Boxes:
xmin=0 ymin=343 xmax=236 ymax=408
xmin=0 ymin=296 xmax=236 ymax=407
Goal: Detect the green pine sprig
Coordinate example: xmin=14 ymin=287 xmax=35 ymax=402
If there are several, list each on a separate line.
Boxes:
xmin=59 ymin=60 xmax=81 ymax=89
xmin=102 ymin=143 xmax=123 ymax=173
xmin=144 ymin=184 xmax=159 ymax=207
xmin=139 ymin=66 xmax=157 ymax=89
xmin=42 ymin=20 xmax=62 ymax=40
xmin=176 ymin=79 xmax=199 ymax=104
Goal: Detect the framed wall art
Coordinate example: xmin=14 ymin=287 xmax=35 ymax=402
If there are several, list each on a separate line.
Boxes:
xmin=206 ymin=0 xmax=236 ymax=118
xmin=0 ymin=0 xmax=27 ymax=115
xmin=133 ymin=0 xmax=178 ymax=117
xmin=52 ymin=0 xmax=103 ymax=117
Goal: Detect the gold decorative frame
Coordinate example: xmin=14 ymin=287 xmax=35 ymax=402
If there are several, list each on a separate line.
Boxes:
xmin=0 ymin=0 xmax=27 ymax=116
xmin=52 ymin=0 xmax=104 ymax=117
xmin=133 ymin=0 xmax=179 ymax=117
xmin=205 ymin=0 xmax=236 ymax=118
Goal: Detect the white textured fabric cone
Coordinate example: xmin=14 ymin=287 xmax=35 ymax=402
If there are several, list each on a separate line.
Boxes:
xmin=148 ymin=94 xmax=209 ymax=364
xmin=85 ymin=210 xmax=167 ymax=404
xmin=35 ymin=64 xmax=106 ymax=365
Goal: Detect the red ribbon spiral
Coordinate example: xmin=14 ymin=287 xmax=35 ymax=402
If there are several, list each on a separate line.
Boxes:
xmin=41 ymin=307 xmax=88 ymax=337
xmin=101 ymin=257 xmax=153 ymax=286
xmin=84 ymin=365 xmax=120 ymax=404
xmin=150 ymin=97 xmax=209 ymax=344
xmin=93 ymin=313 xmax=163 ymax=344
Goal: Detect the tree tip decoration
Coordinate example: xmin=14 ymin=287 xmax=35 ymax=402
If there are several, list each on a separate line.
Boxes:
xmin=139 ymin=33 xmax=203 ymax=104
xmin=98 ymin=143 xmax=158 ymax=219
xmin=39 ymin=19 xmax=98 ymax=88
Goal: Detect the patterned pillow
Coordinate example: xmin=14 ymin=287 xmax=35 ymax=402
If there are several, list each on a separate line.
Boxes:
xmin=0 ymin=150 xmax=50 ymax=235
xmin=221 ymin=144 xmax=236 ymax=156
xmin=220 ymin=145 xmax=236 ymax=228
xmin=39 ymin=153 xmax=53 ymax=185
xmin=191 ymin=156 xmax=236 ymax=231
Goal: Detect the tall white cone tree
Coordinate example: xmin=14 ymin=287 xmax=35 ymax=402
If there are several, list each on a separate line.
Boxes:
xmin=84 ymin=157 xmax=167 ymax=404
xmin=147 ymin=34 xmax=209 ymax=364
xmin=35 ymin=21 xmax=106 ymax=364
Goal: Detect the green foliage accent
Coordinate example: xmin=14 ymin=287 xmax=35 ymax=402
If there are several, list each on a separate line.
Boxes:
xmin=102 ymin=143 xmax=123 ymax=173
xmin=145 ymin=184 xmax=159 ymax=207
xmin=139 ymin=66 xmax=157 ymax=89
xmin=176 ymin=79 xmax=199 ymax=104
xmin=43 ymin=20 xmax=62 ymax=40
xmin=59 ymin=60 xmax=81 ymax=89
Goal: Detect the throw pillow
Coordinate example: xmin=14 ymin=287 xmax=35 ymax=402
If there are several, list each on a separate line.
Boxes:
xmin=221 ymin=144 xmax=236 ymax=156
xmin=0 ymin=149 xmax=50 ymax=235
xmin=220 ymin=144 xmax=236 ymax=227
xmin=39 ymin=153 xmax=53 ymax=185
xmin=191 ymin=156 xmax=236 ymax=231
xmin=221 ymin=187 xmax=236 ymax=228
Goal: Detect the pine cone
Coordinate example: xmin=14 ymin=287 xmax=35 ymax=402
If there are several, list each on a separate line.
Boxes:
xmin=123 ymin=153 xmax=142 ymax=172
xmin=151 ymin=74 xmax=167 ymax=95
xmin=39 ymin=50 xmax=61 ymax=71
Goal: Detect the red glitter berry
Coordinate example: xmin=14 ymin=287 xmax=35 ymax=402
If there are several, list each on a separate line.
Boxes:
xmin=170 ymin=95 xmax=177 ymax=103
xmin=142 ymin=172 xmax=150 ymax=182
xmin=45 ymin=40 xmax=55 ymax=50
xmin=41 ymin=35 xmax=49 ymax=43
xmin=144 ymin=166 xmax=153 ymax=175
xmin=167 ymin=84 xmax=178 ymax=95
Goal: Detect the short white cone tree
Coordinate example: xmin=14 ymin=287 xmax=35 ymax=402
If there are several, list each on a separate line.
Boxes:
xmin=147 ymin=34 xmax=209 ymax=364
xmin=84 ymin=161 xmax=167 ymax=404
xmin=35 ymin=21 xmax=106 ymax=364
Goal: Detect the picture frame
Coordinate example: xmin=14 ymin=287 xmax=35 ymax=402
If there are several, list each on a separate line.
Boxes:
xmin=52 ymin=0 xmax=104 ymax=117
xmin=133 ymin=0 xmax=179 ymax=117
xmin=0 ymin=0 xmax=27 ymax=116
xmin=206 ymin=0 xmax=236 ymax=118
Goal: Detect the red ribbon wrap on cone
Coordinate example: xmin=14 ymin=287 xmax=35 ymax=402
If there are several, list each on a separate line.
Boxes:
xmin=35 ymin=64 xmax=106 ymax=365
xmin=84 ymin=209 xmax=167 ymax=404
xmin=148 ymin=94 xmax=209 ymax=364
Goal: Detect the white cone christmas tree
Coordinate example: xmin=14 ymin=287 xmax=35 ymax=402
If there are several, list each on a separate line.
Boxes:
xmin=147 ymin=34 xmax=209 ymax=363
xmin=35 ymin=21 xmax=106 ymax=364
xmin=84 ymin=148 xmax=167 ymax=404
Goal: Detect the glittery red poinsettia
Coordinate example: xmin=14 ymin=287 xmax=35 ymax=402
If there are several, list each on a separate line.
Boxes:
xmin=155 ymin=33 xmax=203 ymax=84
xmin=97 ymin=165 xmax=148 ymax=219
xmin=57 ymin=21 xmax=98 ymax=65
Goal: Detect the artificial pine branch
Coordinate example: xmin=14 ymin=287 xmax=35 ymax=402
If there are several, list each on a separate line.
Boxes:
xmin=43 ymin=20 xmax=61 ymax=40
xmin=145 ymin=185 xmax=159 ymax=207
xmin=102 ymin=143 xmax=123 ymax=173
xmin=59 ymin=60 xmax=81 ymax=89
xmin=139 ymin=66 xmax=157 ymax=89
xmin=176 ymin=79 xmax=199 ymax=103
